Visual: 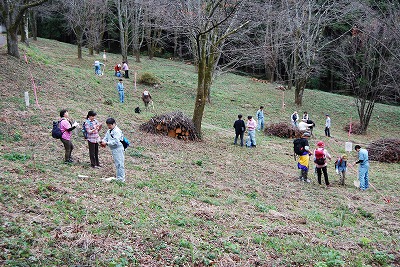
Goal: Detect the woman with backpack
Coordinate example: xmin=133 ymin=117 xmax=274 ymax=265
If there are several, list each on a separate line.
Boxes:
xmin=84 ymin=110 xmax=102 ymax=168
xmin=313 ymin=141 xmax=332 ymax=187
xmin=59 ymin=109 xmax=79 ymax=163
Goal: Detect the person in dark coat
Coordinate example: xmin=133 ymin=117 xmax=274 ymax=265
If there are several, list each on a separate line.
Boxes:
xmin=233 ymin=114 xmax=246 ymax=147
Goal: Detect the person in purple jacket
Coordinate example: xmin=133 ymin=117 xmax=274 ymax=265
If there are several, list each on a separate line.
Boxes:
xmin=59 ymin=109 xmax=78 ymax=163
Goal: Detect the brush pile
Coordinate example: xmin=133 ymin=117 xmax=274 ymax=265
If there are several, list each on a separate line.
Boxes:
xmin=367 ymin=138 xmax=400 ymax=163
xmin=264 ymin=122 xmax=304 ymax=138
xmin=344 ymin=122 xmax=363 ymax=134
xmin=139 ymin=111 xmax=199 ymax=141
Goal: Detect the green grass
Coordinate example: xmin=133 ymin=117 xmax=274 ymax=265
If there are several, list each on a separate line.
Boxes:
xmin=0 ymin=38 xmax=399 ymax=266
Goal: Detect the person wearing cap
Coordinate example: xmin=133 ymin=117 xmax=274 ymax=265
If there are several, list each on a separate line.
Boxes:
xmin=313 ymin=141 xmax=332 ymax=187
xmin=85 ymin=110 xmax=102 ymax=168
xmin=352 ymin=145 xmax=369 ymax=191
xmin=117 ymin=79 xmax=124 ymax=103
xmin=335 ymin=154 xmax=348 ymax=186
xmin=297 ymin=132 xmax=312 ymax=182
xmin=325 ymin=114 xmax=331 ymax=137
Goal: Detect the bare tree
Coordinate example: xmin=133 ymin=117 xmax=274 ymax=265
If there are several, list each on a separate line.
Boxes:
xmin=177 ymin=0 xmax=249 ymax=137
xmin=131 ymin=0 xmax=145 ymax=62
xmin=61 ymin=0 xmax=93 ymax=59
xmin=113 ymin=0 xmax=132 ymax=62
xmin=0 ymin=0 xmax=49 ymax=58
xmin=335 ymin=12 xmax=399 ymax=134
xmin=278 ymin=0 xmax=349 ymax=106
xmin=86 ymin=0 xmax=108 ymax=55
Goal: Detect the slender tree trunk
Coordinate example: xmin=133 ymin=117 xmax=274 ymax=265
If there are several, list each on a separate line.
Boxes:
xmin=77 ymin=31 xmax=84 ymax=59
xmin=20 ymin=11 xmax=29 ymax=46
xmin=192 ymin=36 xmax=207 ymax=137
xmin=31 ymin=10 xmax=38 ymax=41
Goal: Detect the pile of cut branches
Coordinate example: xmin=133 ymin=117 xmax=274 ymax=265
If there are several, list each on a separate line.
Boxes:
xmin=139 ymin=111 xmax=199 ymax=141
xmin=367 ymin=138 xmax=400 ymax=163
xmin=344 ymin=122 xmax=363 ymax=134
xmin=264 ymin=122 xmax=304 ymax=138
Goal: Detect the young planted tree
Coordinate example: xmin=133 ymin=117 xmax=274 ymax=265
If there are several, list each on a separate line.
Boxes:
xmin=178 ymin=0 xmax=248 ymax=137
xmin=0 ymin=0 xmax=49 ymax=58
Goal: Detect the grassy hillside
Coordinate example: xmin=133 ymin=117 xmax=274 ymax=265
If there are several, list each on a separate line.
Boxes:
xmin=0 ymin=38 xmax=399 ymax=266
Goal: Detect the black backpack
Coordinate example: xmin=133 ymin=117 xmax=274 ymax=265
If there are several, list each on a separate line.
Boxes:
xmin=51 ymin=120 xmax=63 ymax=139
xmin=293 ymin=138 xmax=306 ymax=155
xmin=81 ymin=120 xmax=89 ymax=139
xmin=134 ymin=107 xmax=141 ymax=113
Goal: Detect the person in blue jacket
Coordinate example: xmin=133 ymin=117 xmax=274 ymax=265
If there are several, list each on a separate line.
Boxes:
xmin=352 ymin=145 xmax=369 ymax=191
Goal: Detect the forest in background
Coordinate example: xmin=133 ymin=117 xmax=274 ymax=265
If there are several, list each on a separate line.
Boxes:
xmin=1 ymin=0 xmax=400 ymax=135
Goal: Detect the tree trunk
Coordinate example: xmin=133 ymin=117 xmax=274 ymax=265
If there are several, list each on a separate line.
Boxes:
xmin=31 ymin=10 xmax=38 ymax=41
xmin=20 ymin=11 xmax=29 ymax=46
xmin=173 ymin=29 xmax=178 ymax=60
xmin=192 ymin=37 xmax=207 ymax=138
xmin=294 ymin=78 xmax=306 ymax=106
xmin=7 ymin=29 xmax=20 ymax=58
xmin=77 ymin=30 xmax=84 ymax=59
xmin=357 ymin=98 xmax=375 ymax=134
xmin=134 ymin=48 xmax=141 ymax=63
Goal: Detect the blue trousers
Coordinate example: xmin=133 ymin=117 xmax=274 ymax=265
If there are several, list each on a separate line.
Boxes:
xmin=257 ymin=119 xmax=264 ymax=131
xmin=118 ymin=90 xmax=124 ymax=103
xmin=112 ymin=146 xmax=125 ymax=181
xmin=359 ymin=165 xmax=369 ymax=190
xmin=246 ymin=130 xmax=256 ymax=147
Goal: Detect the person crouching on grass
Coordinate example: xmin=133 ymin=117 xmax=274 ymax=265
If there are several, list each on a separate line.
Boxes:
xmin=101 ymin=118 xmax=125 ymax=182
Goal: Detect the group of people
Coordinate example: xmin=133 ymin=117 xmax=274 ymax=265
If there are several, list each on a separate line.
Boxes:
xmin=93 ymin=60 xmax=130 ymax=78
xmin=295 ymin=132 xmax=369 ymax=190
xmin=114 ymin=61 xmax=129 ymax=78
xmin=232 ymin=107 xmax=369 ymax=191
xmin=58 ymin=109 xmax=126 ymax=182
xmin=233 ymin=106 xmax=264 ymax=148
xmin=291 ymin=111 xmax=331 ymax=137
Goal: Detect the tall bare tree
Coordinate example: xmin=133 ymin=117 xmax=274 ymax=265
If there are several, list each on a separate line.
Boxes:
xmin=113 ymin=0 xmax=132 ymax=62
xmin=86 ymin=0 xmax=108 ymax=55
xmin=0 ymin=0 xmax=49 ymax=58
xmin=130 ymin=0 xmax=145 ymax=62
xmin=177 ymin=0 xmax=248 ymax=137
xmin=334 ymin=1 xmax=400 ymax=134
xmin=61 ymin=0 xmax=92 ymax=59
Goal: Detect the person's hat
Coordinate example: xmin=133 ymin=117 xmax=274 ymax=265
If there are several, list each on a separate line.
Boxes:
xmin=342 ymin=154 xmax=348 ymax=159
xmin=118 ymin=64 xmax=121 ymax=67
xmin=119 ymin=79 xmax=123 ymax=81
xmin=302 ymin=132 xmax=311 ymax=137
xmin=326 ymin=114 xmax=329 ymax=116
xmin=317 ymin=141 xmax=325 ymax=147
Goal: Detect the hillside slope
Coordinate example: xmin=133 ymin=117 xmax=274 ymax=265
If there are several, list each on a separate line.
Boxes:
xmin=0 ymin=38 xmax=399 ymax=266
